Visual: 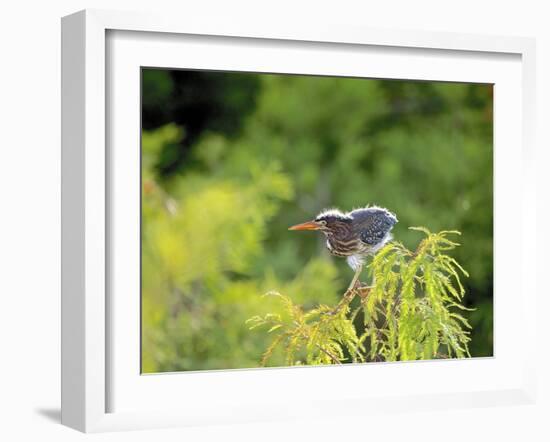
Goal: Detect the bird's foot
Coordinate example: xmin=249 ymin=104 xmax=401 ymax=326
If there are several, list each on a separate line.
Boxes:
xmin=357 ymin=283 xmax=373 ymax=299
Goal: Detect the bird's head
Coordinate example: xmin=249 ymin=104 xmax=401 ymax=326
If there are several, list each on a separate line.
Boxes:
xmin=289 ymin=209 xmax=352 ymax=236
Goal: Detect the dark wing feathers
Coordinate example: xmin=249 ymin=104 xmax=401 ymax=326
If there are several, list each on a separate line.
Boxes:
xmin=350 ymin=208 xmax=397 ymax=246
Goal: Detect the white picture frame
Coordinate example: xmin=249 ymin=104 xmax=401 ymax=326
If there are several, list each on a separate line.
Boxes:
xmin=61 ymin=9 xmax=537 ymax=433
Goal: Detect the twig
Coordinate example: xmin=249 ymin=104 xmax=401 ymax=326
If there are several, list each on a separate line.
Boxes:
xmin=329 ymin=286 xmax=358 ymax=315
xmin=314 ymin=343 xmax=342 ymax=364
xmin=295 ymin=328 xmax=342 ymax=364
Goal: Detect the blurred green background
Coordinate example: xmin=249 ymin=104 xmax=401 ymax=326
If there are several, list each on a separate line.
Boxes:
xmin=141 ymin=68 xmax=493 ymax=373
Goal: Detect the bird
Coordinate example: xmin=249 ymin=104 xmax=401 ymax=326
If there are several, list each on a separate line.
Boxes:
xmin=289 ymin=205 xmax=398 ymax=294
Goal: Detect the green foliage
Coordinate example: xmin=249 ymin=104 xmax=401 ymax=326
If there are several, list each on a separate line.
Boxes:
xmin=141 ymin=122 xmax=341 ymax=372
xmin=247 ymin=294 xmax=363 ymax=365
xmin=247 ymin=228 xmax=472 ymax=365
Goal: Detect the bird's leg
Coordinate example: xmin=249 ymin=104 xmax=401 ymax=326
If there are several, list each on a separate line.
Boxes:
xmin=345 ymin=264 xmax=364 ymax=295
xmin=329 ymin=264 xmax=363 ymax=315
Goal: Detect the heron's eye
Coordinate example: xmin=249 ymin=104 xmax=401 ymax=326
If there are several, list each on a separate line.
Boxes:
xmin=319 ymin=220 xmax=327 ymax=226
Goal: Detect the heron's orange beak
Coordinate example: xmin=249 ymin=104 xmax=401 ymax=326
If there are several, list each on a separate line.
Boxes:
xmin=288 ymin=220 xmax=321 ymax=231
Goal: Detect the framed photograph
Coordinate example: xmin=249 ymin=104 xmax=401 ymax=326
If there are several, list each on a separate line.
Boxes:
xmin=61 ymin=9 xmax=537 ymax=432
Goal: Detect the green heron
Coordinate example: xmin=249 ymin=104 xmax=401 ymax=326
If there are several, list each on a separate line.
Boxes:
xmin=289 ymin=206 xmax=398 ymax=294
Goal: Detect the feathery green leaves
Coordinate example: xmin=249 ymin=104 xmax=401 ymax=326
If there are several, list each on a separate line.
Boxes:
xmin=248 ymin=227 xmax=472 ymax=365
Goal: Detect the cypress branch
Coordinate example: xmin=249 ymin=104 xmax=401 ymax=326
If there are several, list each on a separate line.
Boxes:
xmin=247 ymin=227 xmax=473 ymax=366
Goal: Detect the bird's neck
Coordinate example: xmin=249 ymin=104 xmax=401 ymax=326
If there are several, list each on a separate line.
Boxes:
xmin=326 ymin=221 xmax=352 ymax=239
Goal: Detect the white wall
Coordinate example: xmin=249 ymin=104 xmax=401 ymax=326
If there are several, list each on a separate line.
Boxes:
xmin=0 ymin=1 xmax=548 ymax=440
